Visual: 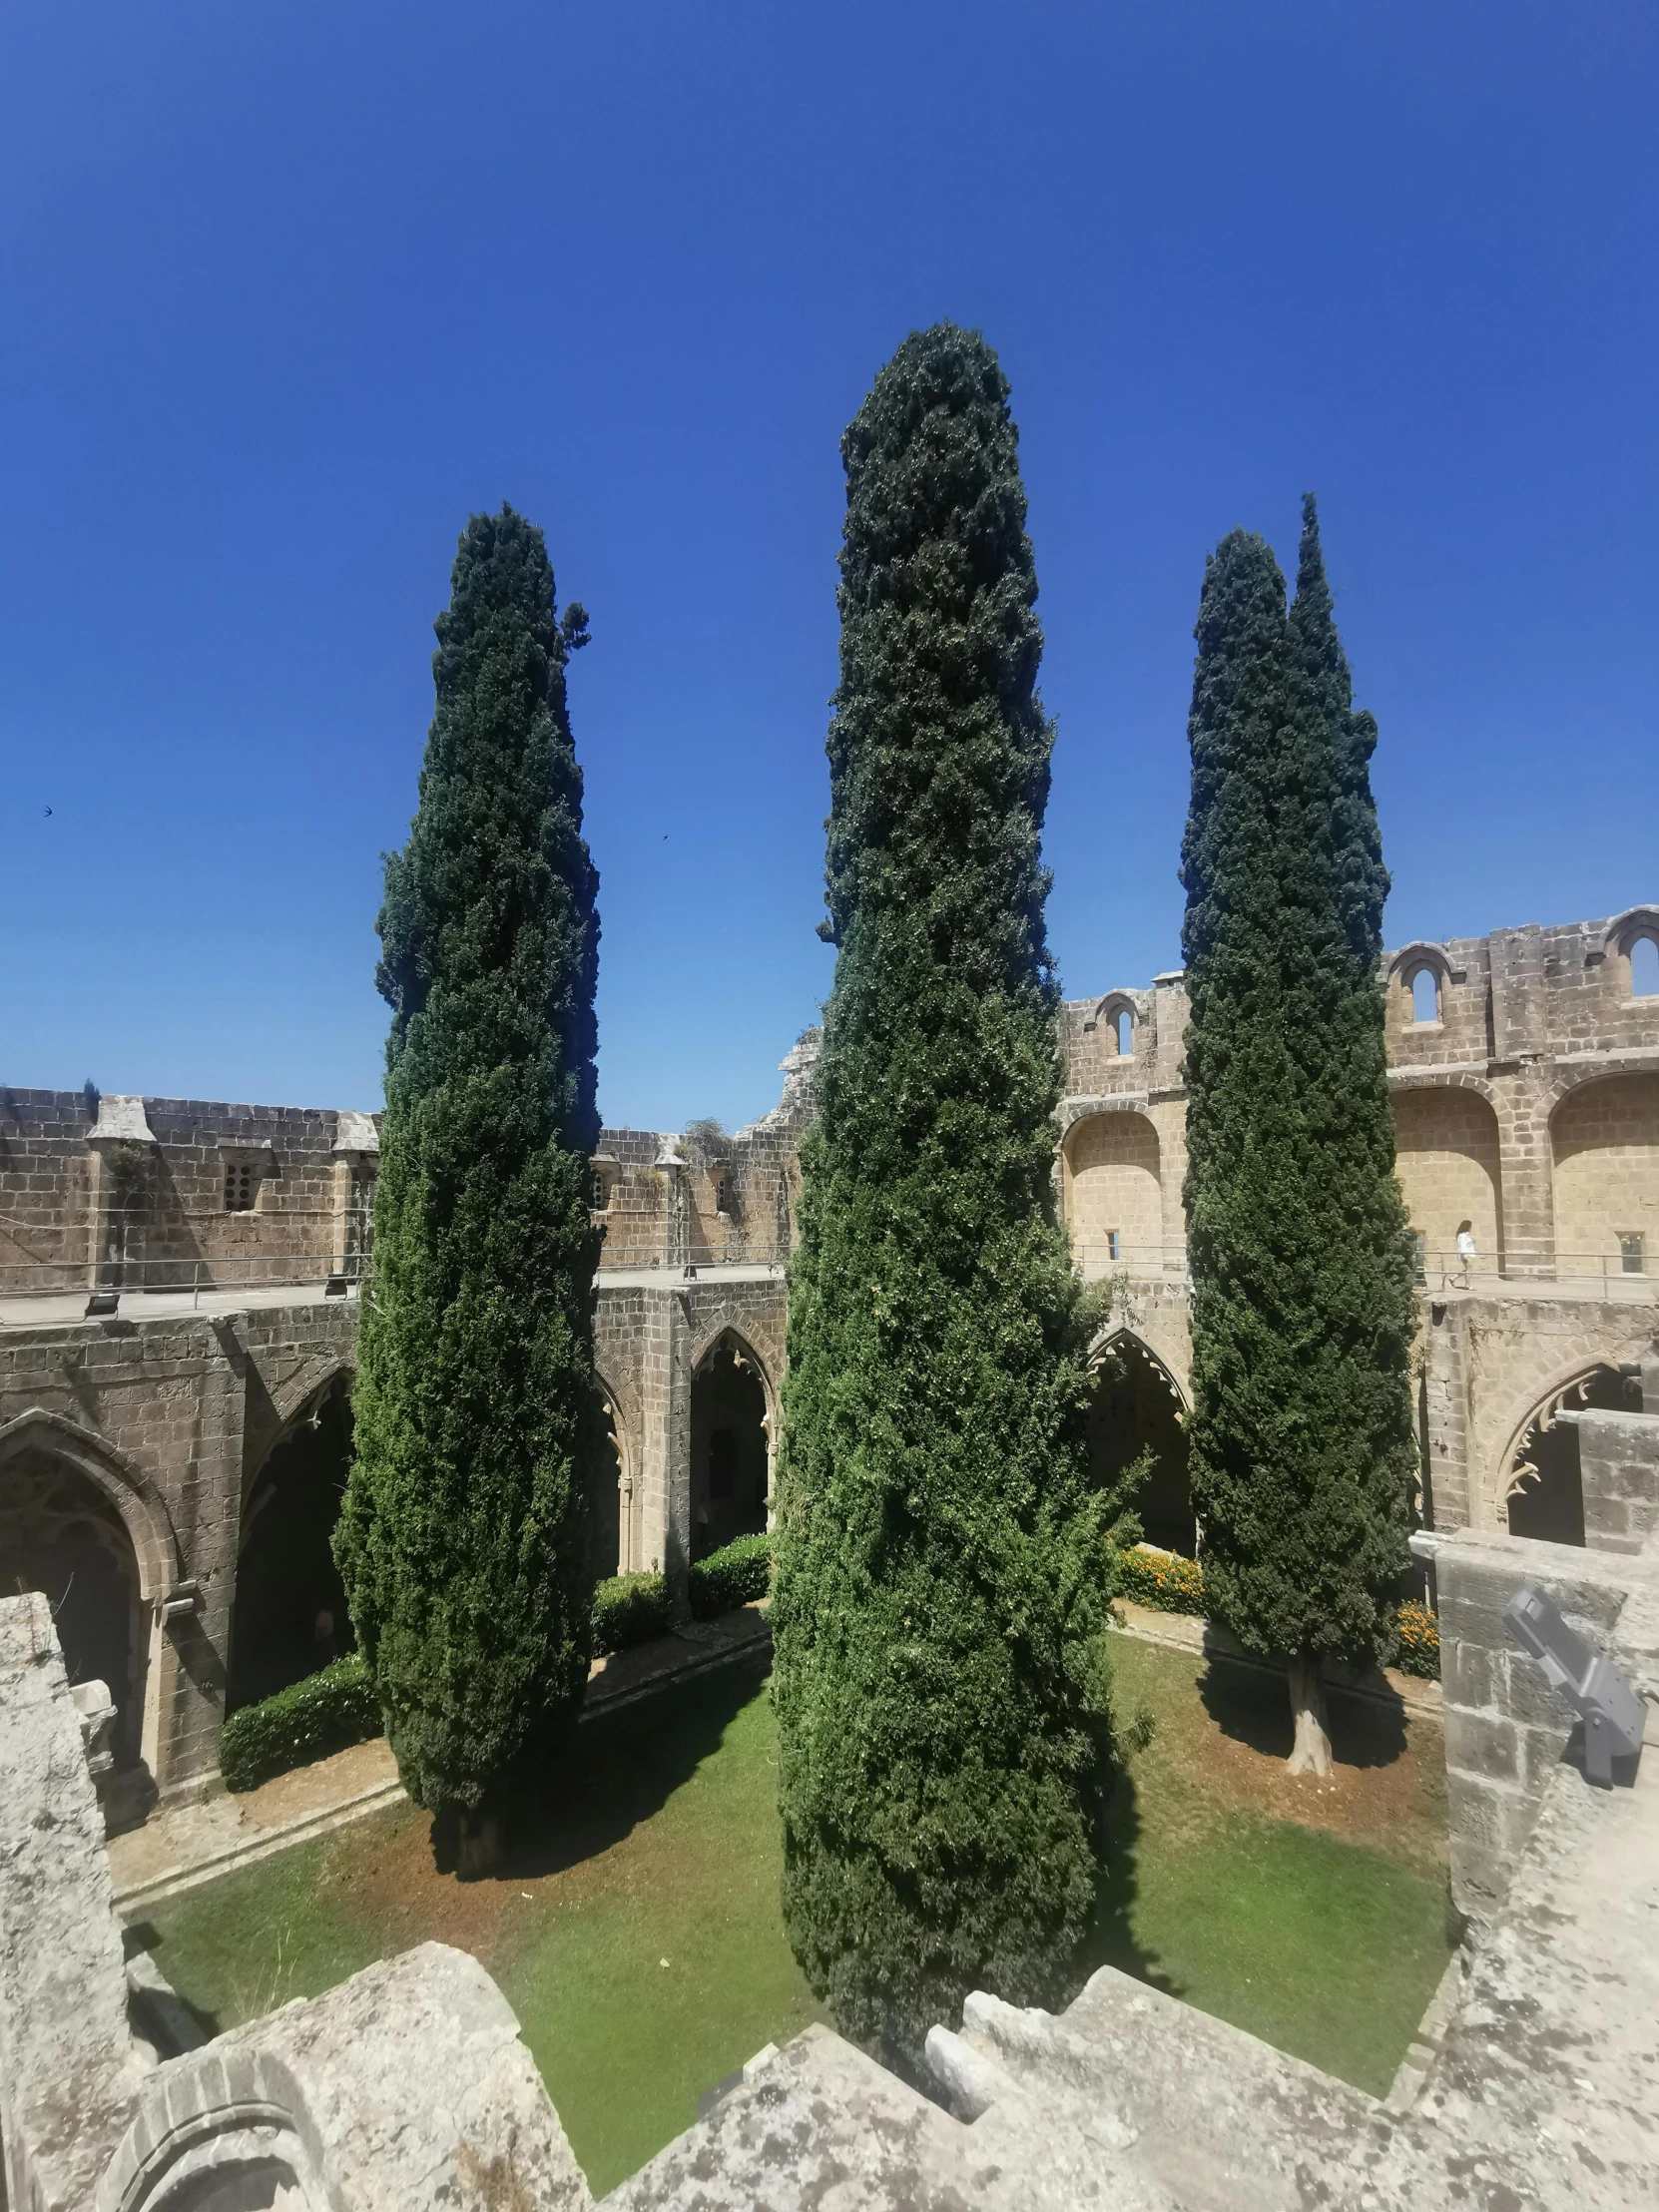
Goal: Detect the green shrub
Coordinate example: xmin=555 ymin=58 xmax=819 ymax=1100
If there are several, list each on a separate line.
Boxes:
xmin=1118 ymin=1546 xmax=1207 ymax=1616
xmin=592 ymin=1571 xmax=672 ymax=1656
xmin=689 ymin=1532 xmax=771 ymax=1619
xmin=1390 ymin=1600 xmax=1441 ymax=1680
xmin=220 ymin=1654 xmax=382 ymax=1793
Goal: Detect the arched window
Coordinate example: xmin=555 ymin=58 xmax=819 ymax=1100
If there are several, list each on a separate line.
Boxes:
xmin=1630 ymin=935 xmax=1659 ymax=998
xmin=1409 ymin=968 xmax=1440 ymax=1025
xmin=1114 ymin=1008 xmax=1134 ymax=1057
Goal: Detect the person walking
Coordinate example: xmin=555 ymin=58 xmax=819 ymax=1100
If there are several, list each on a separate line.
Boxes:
xmin=1452 ymin=1220 xmax=1477 ymax=1289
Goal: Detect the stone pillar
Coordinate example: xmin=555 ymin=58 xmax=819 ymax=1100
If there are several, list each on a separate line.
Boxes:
xmin=149 ymin=1315 xmax=247 ymax=1800
xmin=84 ymin=1095 xmax=158 ymax=1295
xmin=1492 ymin=1069 xmax=1556 ymax=1281
xmin=634 ymin=1284 xmax=692 ymax=1603
xmin=1423 ymin=1524 xmax=1648 ymax=1922
xmin=1420 ymin=1297 xmax=1474 ymax=1531
xmin=657 ymin=1142 xmax=690 ymax=1272
xmin=331 ymin=1111 xmax=380 ymax=1282
xmin=1148 ymin=1092 xmax=1190 ymax=1279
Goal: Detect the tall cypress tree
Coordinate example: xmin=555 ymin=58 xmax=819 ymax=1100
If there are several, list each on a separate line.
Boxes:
xmin=1179 ymin=519 xmax=1415 ymax=1776
xmin=773 ymin=325 xmax=1115 ymax=2065
xmin=334 ymin=506 xmax=602 ymax=1855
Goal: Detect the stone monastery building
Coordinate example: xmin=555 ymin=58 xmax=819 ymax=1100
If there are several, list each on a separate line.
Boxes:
xmin=1 ymin=904 xmax=1656 ymax=1820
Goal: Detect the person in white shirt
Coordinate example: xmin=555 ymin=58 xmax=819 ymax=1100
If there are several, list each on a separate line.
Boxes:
xmin=1452 ymin=1221 xmax=1476 ymax=1289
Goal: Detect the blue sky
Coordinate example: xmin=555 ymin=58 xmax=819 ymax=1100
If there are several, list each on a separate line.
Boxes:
xmin=2 ymin=3 xmax=1654 ymax=1132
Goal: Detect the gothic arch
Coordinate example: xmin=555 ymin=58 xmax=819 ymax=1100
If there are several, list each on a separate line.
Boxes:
xmin=689 ymin=1327 xmax=774 ymax=1558
xmin=0 ymin=1407 xmax=180 ymax=1600
xmin=1489 ymin=1344 xmax=1649 ymax=1536
xmin=1084 ymin=1327 xmax=1194 ymax=1553
xmin=1087 ymin=1325 xmax=1189 ymax=1409
xmin=689 ymin=1323 xmax=779 ymax=1433
xmin=593 ymin=1366 xmax=637 ymax=1577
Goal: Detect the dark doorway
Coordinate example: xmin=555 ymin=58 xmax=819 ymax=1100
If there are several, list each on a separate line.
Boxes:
xmin=230 ymin=1377 xmax=354 ymax=1709
xmin=1506 ymin=1366 xmax=1629 ymax=1546
xmin=690 ymin=1337 xmax=769 ymax=1560
xmin=1087 ymin=1336 xmax=1195 ymax=1554
xmin=0 ymin=1447 xmax=146 ymax=1762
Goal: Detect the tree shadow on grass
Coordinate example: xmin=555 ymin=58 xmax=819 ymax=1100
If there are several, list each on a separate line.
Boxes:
xmin=1075 ymin=1753 xmax=1179 ymax=2000
xmin=1196 ymin=1655 xmax=1408 ymax=1770
xmin=457 ymin=1648 xmax=776 ymax=1885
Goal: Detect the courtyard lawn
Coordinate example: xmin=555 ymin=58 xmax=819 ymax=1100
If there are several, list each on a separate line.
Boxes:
xmin=139 ymin=1637 xmax=1454 ymax=2194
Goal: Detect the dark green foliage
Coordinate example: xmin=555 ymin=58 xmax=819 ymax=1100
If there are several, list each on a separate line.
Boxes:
xmin=773 ymin=325 xmax=1115 ymax=2067
xmin=220 ymin=1655 xmax=380 ymax=1792
xmin=333 ymin=505 xmax=604 ymax=1817
xmin=1178 ymin=511 xmax=1417 ymax=1674
xmin=591 ymin=1571 xmax=673 ymax=1656
xmin=688 ymin=1531 xmax=772 ymax=1619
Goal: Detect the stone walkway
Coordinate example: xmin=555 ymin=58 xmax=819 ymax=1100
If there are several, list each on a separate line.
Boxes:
xmin=111 ymin=1602 xmax=773 ymax=1914
xmin=1109 ymin=1598 xmax=1443 ymax=1720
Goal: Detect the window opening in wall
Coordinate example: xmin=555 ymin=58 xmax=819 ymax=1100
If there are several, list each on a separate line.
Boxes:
xmin=1114 ymin=1009 xmax=1133 ymax=1056
xmin=1106 ymin=1229 xmax=1121 ymax=1262
xmin=1630 ymin=935 xmax=1659 ymax=997
xmin=589 ymin=1168 xmax=611 ymax=1211
xmin=1620 ymin=1232 xmax=1645 ymax=1276
xmin=1412 ymin=1231 xmax=1426 ymax=1285
xmin=225 ymin=1161 xmax=258 ymax=1213
xmin=1409 ymin=968 xmax=1439 ymax=1025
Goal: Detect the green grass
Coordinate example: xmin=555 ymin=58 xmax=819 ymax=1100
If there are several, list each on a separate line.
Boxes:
xmin=1093 ymin=1637 xmax=1455 ymax=2096
xmin=139 ymin=1638 xmax=1453 ymax=2191
xmin=140 ymin=1656 xmax=823 ymax=2194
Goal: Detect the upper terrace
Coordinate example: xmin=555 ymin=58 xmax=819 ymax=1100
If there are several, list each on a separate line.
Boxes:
xmin=1057 ymin=906 xmax=1659 ymax=1296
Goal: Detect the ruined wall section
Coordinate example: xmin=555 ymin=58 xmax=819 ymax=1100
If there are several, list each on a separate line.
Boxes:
xmin=0 ymin=1086 xmax=98 ymax=1293
xmin=0 ymin=1090 xmax=381 ymax=1298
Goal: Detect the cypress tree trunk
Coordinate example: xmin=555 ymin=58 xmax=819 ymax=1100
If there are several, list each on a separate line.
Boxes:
xmin=773 ymin=326 xmax=1114 ymax=2068
xmin=334 ymin=506 xmax=602 ymax=1858
xmin=1180 ymin=519 xmax=1415 ymax=1776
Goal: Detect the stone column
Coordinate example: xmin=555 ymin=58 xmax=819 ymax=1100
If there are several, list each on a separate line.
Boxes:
xmin=656 ymin=1141 xmax=690 ymax=1271
xmin=1148 ymin=1091 xmax=1190 ymax=1280
xmin=85 ymin=1096 xmax=158 ymax=1296
xmin=635 ymin=1284 xmax=692 ymax=1602
xmin=149 ymin=1314 xmax=247 ymax=1800
xmin=330 ymin=1111 xmax=380 ymax=1283
xmin=1420 ymin=1298 xmax=1474 ymax=1531
xmin=1492 ymin=1068 xmax=1556 ymax=1281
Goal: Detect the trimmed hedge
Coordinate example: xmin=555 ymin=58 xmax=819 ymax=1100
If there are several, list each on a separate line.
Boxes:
xmin=592 ymin=1570 xmax=672 ymax=1656
xmin=1118 ymin=1545 xmax=1206 ymax=1616
xmin=220 ymin=1653 xmax=381 ymax=1793
xmin=226 ymin=1542 xmax=776 ymax=1790
xmin=1390 ymin=1600 xmax=1441 ymax=1680
xmin=689 ymin=1531 xmax=771 ymax=1620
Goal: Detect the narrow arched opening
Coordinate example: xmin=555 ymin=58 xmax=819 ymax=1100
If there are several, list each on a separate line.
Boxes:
xmin=230 ymin=1376 xmax=354 ymax=1710
xmin=1087 ymin=1335 xmax=1194 ymax=1555
xmin=593 ymin=1392 xmax=625 ymax=1579
xmin=0 ymin=1446 xmax=147 ymax=1763
xmin=690 ymin=1335 xmax=770 ymax=1561
xmin=1629 ymin=934 xmax=1659 ymax=998
xmin=1409 ymin=967 xmax=1440 ymax=1025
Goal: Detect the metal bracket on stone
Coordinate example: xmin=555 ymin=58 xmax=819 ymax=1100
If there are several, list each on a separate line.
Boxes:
xmin=1504 ymin=1583 xmax=1646 ymax=1788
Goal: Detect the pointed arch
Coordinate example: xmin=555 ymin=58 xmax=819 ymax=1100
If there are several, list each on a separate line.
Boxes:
xmin=1493 ymin=1355 xmax=1642 ymax=1544
xmin=0 ymin=1407 xmax=179 ymax=1600
xmin=1084 ymin=1329 xmax=1194 ymax=1554
xmin=689 ymin=1327 xmax=774 ymax=1559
